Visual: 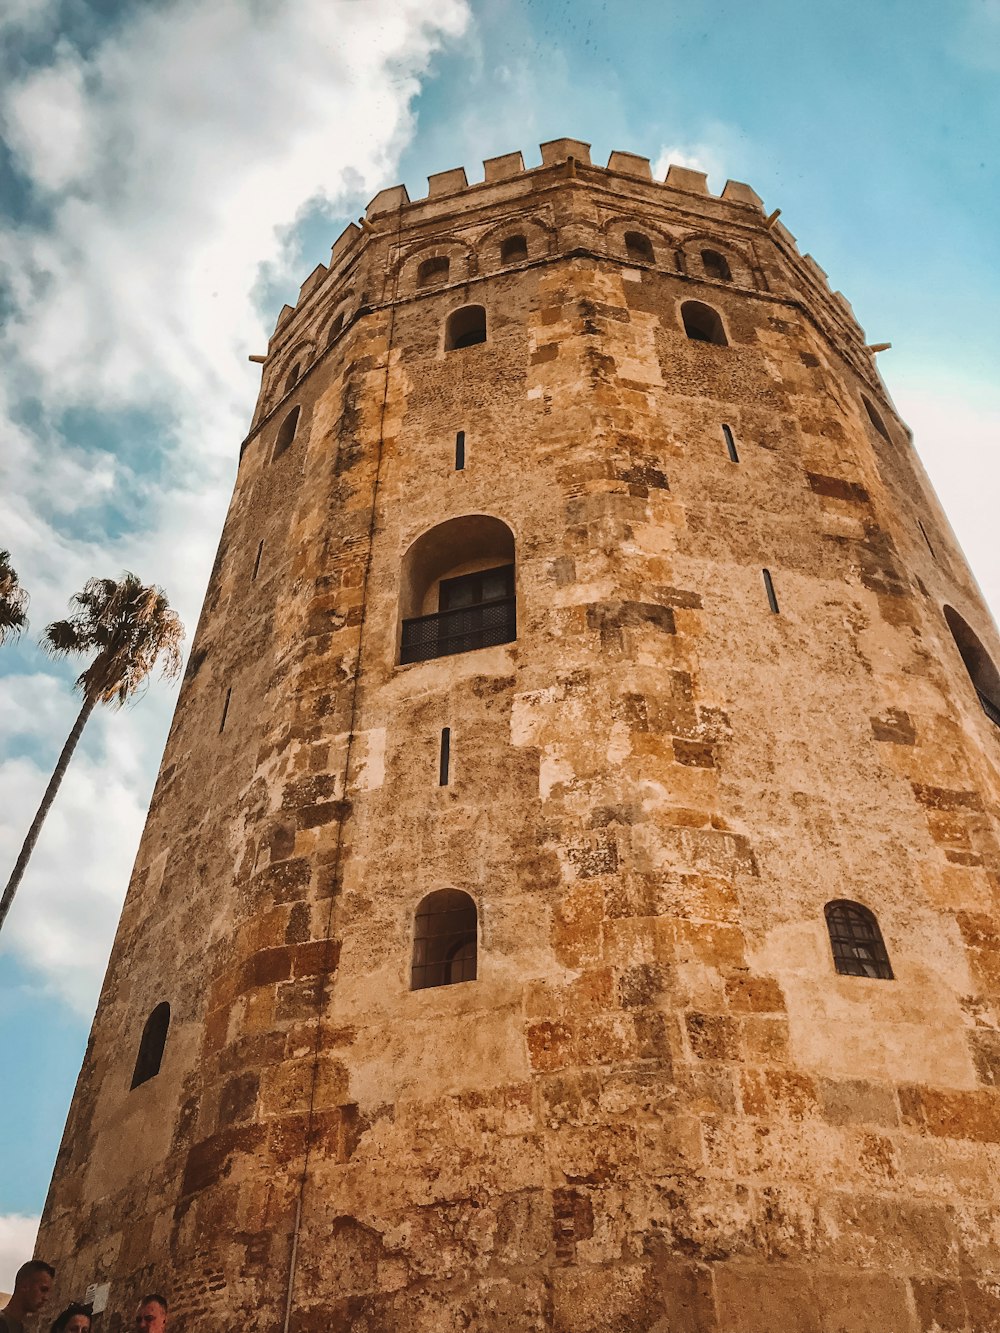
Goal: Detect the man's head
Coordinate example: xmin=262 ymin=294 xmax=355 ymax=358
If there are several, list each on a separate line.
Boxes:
xmin=11 ymin=1260 xmax=55 ymax=1314
xmin=135 ymin=1294 xmax=168 ymax=1331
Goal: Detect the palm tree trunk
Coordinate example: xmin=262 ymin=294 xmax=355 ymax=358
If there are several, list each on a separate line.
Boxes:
xmin=0 ymin=693 xmax=96 ymax=934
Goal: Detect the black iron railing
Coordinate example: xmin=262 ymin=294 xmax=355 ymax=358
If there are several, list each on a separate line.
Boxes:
xmin=977 ymin=688 xmax=1000 ymax=729
xmin=400 ymin=596 xmax=516 ymax=664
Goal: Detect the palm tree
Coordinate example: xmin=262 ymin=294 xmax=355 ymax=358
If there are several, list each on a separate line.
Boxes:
xmin=0 ymin=573 xmax=184 ymax=933
xmin=0 ymin=549 xmax=29 ymax=643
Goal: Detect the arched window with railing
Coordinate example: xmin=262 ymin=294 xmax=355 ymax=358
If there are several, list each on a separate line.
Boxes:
xmin=131 ymin=1001 xmax=170 ymax=1088
xmin=681 ymin=301 xmax=727 ymax=345
xmin=398 ymin=515 xmax=515 ymax=664
xmin=445 ymin=305 xmax=487 ymax=350
xmin=824 ymin=901 xmax=893 ymax=979
xmin=411 ymin=890 xmax=478 ymax=990
xmin=943 ymin=605 xmax=1000 ymax=728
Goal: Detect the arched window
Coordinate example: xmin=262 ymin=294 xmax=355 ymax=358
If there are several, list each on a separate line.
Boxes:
xmin=861 ymin=395 xmax=890 ymax=440
xmin=131 ymin=1002 xmax=170 ymax=1088
xmin=943 ymin=605 xmax=1000 ymax=727
xmin=681 ymin=301 xmax=727 ymax=346
xmin=411 ymin=890 xmax=477 ymax=990
xmin=701 ymin=249 xmax=732 ymax=281
xmin=326 ymin=312 xmax=344 ymax=346
xmin=417 ymin=256 xmax=450 ymax=288
xmin=445 ymin=305 xmax=487 ymax=351
xmin=624 ymin=231 xmax=654 ymax=264
xmin=284 ymin=363 xmax=301 ymax=394
xmin=399 ymin=515 xmax=515 ymax=664
xmin=272 ymin=405 xmax=300 ymax=461
xmin=825 ymin=901 xmax=893 ymax=979
xmin=500 ymin=234 xmax=528 ymax=264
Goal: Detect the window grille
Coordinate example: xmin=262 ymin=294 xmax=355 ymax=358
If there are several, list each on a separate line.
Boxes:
xmin=401 ymin=565 xmax=515 ymax=664
xmin=411 ymin=890 xmax=477 ymax=990
xmin=825 ymin=901 xmax=893 ymax=979
xmin=131 ymin=1002 xmax=170 ymax=1088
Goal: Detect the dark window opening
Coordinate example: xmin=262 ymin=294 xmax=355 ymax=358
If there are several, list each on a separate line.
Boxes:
xmin=862 ymin=395 xmax=890 ymax=440
xmin=411 ymin=889 xmax=477 ymax=990
xmin=763 ymin=568 xmax=779 ymax=614
xmin=417 ymin=256 xmax=450 ymax=288
xmin=723 ymin=423 xmax=739 ymax=463
xmin=825 ymin=901 xmax=893 ymax=979
xmin=624 ymin=230 xmax=654 ymax=264
xmin=439 ymin=727 xmax=451 ymax=786
xmin=500 ymin=234 xmax=528 ymax=264
xmin=445 ymin=305 xmax=487 ymax=350
xmin=284 ymin=362 xmax=301 ymax=394
xmin=682 ymin=300 xmax=727 ymax=345
xmin=327 ymin=313 xmax=344 ymax=345
xmin=944 ymin=605 xmax=1000 ymax=729
xmin=272 ymin=405 xmax=300 ymax=461
xmin=455 ymin=430 xmax=466 ymax=471
xmin=252 ymin=540 xmax=264 ymax=581
xmin=219 ymin=687 xmax=232 ymax=733
xmin=918 ymin=520 xmax=935 ymax=559
xmin=131 ymin=1002 xmax=170 ymax=1089
xmin=702 ymin=249 xmax=732 ymax=281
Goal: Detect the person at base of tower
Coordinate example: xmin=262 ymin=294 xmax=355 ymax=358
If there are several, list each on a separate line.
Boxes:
xmin=0 ymin=1260 xmax=55 ymax=1332
xmin=134 ymin=1295 xmax=168 ymax=1332
xmin=49 ymin=1305 xmax=91 ymax=1333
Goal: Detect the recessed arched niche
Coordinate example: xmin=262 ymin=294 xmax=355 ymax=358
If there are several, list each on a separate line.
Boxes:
xmin=943 ymin=605 xmax=1000 ymax=727
xmin=398 ymin=515 xmax=516 ymax=663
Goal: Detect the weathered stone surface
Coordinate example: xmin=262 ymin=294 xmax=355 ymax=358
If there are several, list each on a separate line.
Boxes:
xmin=37 ymin=145 xmax=1000 ymax=1332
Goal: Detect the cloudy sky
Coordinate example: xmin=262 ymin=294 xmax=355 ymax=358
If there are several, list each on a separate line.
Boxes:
xmin=1 ymin=0 xmax=998 ymax=1289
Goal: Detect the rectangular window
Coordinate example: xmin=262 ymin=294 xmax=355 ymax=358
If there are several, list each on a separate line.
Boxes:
xmin=762 ymin=568 xmax=779 ymax=614
xmin=722 ymin=423 xmax=739 ymax=463
xmin=219 ymin=687 xmax=232 ymax=733
xmin=439 ymin=727 xmax=451 ymax=785
xmin=252 ymin=540 xmax=264 ymax=581
xmin=455 ymin=431 xmax=465 ymax=471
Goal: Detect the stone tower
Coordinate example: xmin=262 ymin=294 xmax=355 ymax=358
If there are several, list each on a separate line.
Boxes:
xmin=39 ymin=139 xmax=1000 ymax=1332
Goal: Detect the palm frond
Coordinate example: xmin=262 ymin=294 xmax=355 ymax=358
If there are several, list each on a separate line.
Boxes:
xmin=0 ymin=549 xmax=30 ymax=644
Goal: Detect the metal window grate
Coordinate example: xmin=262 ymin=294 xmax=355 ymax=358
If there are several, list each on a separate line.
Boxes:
xmin=825 ymin=900 xmax=893 ymax=979
xmin=401 ymin=596 xmax=515 ymax=664
xmin=411 ymin=891 xmax=477 ymax=990
xmin=977 ymin=688 xmax=1000 ymax=729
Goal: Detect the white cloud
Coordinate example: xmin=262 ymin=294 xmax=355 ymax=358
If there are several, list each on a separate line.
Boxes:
xmin=0 ymin=1213 xmax=41 ymax=1295
xmin=892 ymin=372 xmax=1000 ymax=623
xmin=0 ymin=0 xmax=470 ymax=1008
xmin=653 ymin=139 xmax=727 ymax=190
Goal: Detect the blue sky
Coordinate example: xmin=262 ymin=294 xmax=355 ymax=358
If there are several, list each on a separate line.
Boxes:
xmin=0 ymin=0 xmax=998 ymax=1287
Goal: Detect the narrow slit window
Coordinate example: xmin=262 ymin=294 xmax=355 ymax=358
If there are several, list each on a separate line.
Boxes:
xmin=723 ymin=424 xmax=739 ymax=463
xmin=252 ymin=540 xmax=264 ymax=581
xmin=455 ymin=431 xmax=465 ymax=471
xmin=131 ymin=1002 xmax=170 ymax=1089
xmin=825 ymin=901 xmax=894 ymax=979
xmin=411 ymin=889 xmax=477 ymax=990
xmin=918 ymin=521 xmax=935 ymax=558
xmin=220 ymin=687 xmax=232 ymax=733
xmin=439 ymin=727 xmax=451 ymax=786
xmin=762 ymin=568 xmax=779 ymax=614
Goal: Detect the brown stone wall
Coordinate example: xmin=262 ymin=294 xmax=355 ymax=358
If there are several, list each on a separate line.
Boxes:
xmin=38 ymin=144 xmax=1000 ymax=1332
